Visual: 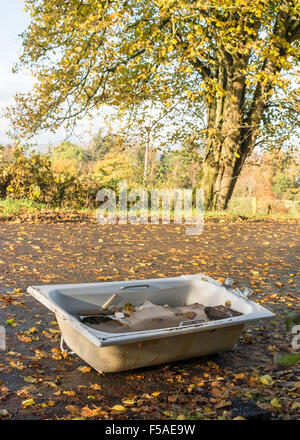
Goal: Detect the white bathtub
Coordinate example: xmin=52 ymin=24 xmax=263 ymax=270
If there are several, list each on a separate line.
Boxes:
xmin=27 ymin=274 xmax=274 ymax=373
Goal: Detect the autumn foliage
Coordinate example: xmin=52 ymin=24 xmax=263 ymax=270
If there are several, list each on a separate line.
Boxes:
xmin=0 ymin=145 xmax=99 ymax=209
xmin=0 ymin=140 xmax=299 ymax=214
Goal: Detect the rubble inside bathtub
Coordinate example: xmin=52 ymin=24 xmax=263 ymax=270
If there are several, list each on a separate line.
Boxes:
xmin=77 ymin=300 xmax=243 ymax=334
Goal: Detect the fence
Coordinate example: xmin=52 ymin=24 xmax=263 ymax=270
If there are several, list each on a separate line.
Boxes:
xmin=228 ymin=196 xmax=299 ymax=216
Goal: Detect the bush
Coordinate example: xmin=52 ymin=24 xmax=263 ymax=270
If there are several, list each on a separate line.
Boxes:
xmin=272 ymin=173 xmax=293 ymax=198
xmin=51 ymin=141 xmax=86 ymax=174
xmin=0 ymin=146 xmax=100 ymax=208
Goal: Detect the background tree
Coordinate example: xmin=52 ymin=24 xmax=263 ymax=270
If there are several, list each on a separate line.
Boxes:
xmin=51 ymin=141 xmax=86 ymax=174
xmin=87 ymin=129 xmax=126 ymax=161
xmin=7 ymin=0 xmax=300 ymax=209
xmin=156 ymin=146 xmax=202 ymax=188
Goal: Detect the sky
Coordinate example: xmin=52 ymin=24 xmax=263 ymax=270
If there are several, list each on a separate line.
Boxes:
xmin=0 ymin=0 xmax=97 ymax=149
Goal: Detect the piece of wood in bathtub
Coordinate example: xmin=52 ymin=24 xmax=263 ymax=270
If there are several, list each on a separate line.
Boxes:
xmin=204 ymin=306 xmax=243 ymax=321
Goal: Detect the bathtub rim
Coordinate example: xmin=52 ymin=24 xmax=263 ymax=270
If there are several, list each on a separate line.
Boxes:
xmin=27 ymin=274 xmax=275 ymax=348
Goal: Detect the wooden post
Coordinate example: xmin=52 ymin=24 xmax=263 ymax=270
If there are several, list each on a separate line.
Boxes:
xmin=251 ymin=197 xmax=257 ymax=215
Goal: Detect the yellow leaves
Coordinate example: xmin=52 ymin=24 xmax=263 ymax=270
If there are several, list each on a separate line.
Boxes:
xmin=111 ymin=404 xmax=126 ymax=412
xmin=260 ymin=375 xmax=274 ymax=386
xmin=41 ymin=400 xmax=55 ymax=408
xmin=51 ymin=348 xmax=63 ymax=360
xmin=34 ymin=349 xmax=46 ymax=359
xmin=160 ymin=47 xmax=167 ymax=58
xmin=186 ymin=33 xmax=194 ymax=42
xmin=270 ymin=398 xmax=281 ymax=409
xmin=152 ymin=391 xmax=161 ymax=397
xmin=9 ymin=360 xmax=25 ymax=370
xmin=48 ymin=328 xmax=60 ymax=334
xmin=28 ymin=327 xmax=38 ymax=334
xmin=187 ymin=384 xmax=195 ymax=392
xmin=23 ymin=376 xmax=38 ymax=384
xmin=16 ymin=387 xmax=30 ymax=398
xmin=122 ymin=398 xmax=135 ymax=406
xmin=216 ymin=90 xmax=226 ymax=98
xmin=233 ymin=416 xmax=246 ymax=420
xmin=81 ymin=405 xmax=107 ymax=418
xmin=193 ymin=259 xmax=207 ymax=266
xmin=177 ymin=414 xmax=186 ymax=420
xmin=6 ymin=319 xmax=17 ymax=327
xmin=63 ymin=391 xmax=76 ymax=397
xmin=186 ymin=89 xmax=196 ymax=101
xmin=242 ymin=334 xmax=253 ymax=344
xmin=291 ymin=402 xmax=300 ymax=410
xmin=90 ymin=383 xmax=102 ymax=391
xmin=78 ymin=366 xmax=92 ymax=374
xmin=43 ymin=380 xmax=57 ymax=390
xmin=22 ymin=399 xmax=35 ymax=409
xmin=234 ymin=373 xmax=245 ymax=380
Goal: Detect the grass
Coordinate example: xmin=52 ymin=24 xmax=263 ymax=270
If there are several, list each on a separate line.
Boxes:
xmin=204 ymin=209 xmax=300 ymax=220
xmin=205 ymin=210 xmax=299 ymax=219
xmin=0 ymin=196 xmax=299 ymax=221
xmin=0 ymin=197 xmax=46 ymax=219
xmin=228 ymin=196 xmax=300 ymax=217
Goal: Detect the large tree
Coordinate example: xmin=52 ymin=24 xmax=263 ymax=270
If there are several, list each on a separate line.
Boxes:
xmin=8 ymin=0 xmax=300 ymax=209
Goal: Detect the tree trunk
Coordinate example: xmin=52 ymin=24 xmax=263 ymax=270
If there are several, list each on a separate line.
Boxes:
xmin=203 ymin=143 xmax=244 ymax=211
xmin=202 ymin=60 xmax=252 ymax=210
xmin=201 ymin=11 xmax=290 ymax=211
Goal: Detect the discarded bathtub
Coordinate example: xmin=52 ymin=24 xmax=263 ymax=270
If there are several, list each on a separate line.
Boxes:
xmin=27 ymin=274 xmax=274 ymax=373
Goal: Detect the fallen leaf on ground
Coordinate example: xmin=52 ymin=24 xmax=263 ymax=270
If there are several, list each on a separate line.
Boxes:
xmin=78 ymin=366 xmax=92 ymax=373
xmin=23 ymin=376 xmax=37 ymax=384
xmin=111 ymin=405 xmax=126 ymax=412
xmin=260 ymin=375 xmax=274 ymax=386
xmin=270 ymin=398 xmax=282 ymax=408
xmin=22 ymin=398 xmax=35 ymax=408
xmin=215 ymin=400 xmax=232 ymax=409
xmin=63 ymin=391 xmax=76 ymax=397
